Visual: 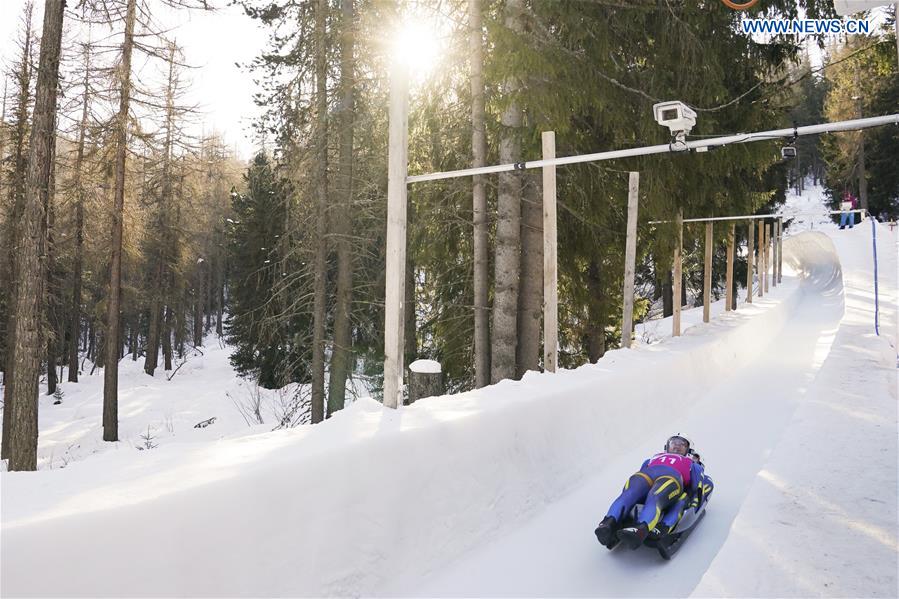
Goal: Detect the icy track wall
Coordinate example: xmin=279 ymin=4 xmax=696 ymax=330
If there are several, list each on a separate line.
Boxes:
xmin=0 ymin=232 xmax=843 ymax=598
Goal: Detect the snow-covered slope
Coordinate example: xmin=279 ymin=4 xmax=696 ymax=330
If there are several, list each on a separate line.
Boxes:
xmin=2 ymin=185 xmax=896 ymax=597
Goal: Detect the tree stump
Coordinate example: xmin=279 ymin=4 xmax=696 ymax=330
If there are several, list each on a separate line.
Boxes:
xmin=407 ymin=360 xmax=443 ymax=404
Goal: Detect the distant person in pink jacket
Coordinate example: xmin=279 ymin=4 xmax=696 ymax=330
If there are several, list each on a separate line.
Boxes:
xmin=840 ymin=190 xmax=857 ymax=229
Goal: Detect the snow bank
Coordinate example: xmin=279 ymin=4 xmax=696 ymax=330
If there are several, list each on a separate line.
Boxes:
xmin=0 ymin=232 xmax=843 ymax=597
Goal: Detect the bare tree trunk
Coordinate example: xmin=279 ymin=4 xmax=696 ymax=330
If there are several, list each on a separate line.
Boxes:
xmin=193 ymin=264 xmax=204 ymax=347
xmin=491 ymin=0 xmax=524 ymax=384
xmin=176 ymin=293 xmax=185 ymax=358
xmin=327 ymin=0 xmax=355 ymax=417
xmin=68 ymin=190 xmax=84 ymax=381
xmin=310 ymin=0 xmax=328 ymax=424
xmin=95 ymin=332 xmax=105 ymax=369
xmin=68 ymin=49 xmax=90 ymax=383
xmin=87 ymin=318 xmax=95 ymax=363
xmin=45 ymin=132 xmax=58 ymax=396
xmin=103 ymin=0 xmax=136 ymax=443
xmin=7 ymin=0 xmax=65 ymax=471
xmin=119 ymin=312 xmax=125 ymax=360
xmin=470 ymin=0 xmax=490 ymax=388
xmin=516 ymin=172 xmax=542 ymax=376
xmin=216 ymin=264 xmax=224 ymax=337
xmin=662 ymin=269 xmax=673 ymax=318
xmin=586 ymin=256 xmax=606 ymax=362
xmin=144 ymin=292 xmax=161 ymax=375
xmin=1 ymin=6 xmax=34 ymax=461
xmin=204 ymin=263 xmax=212 ymax=332
xmin=0 ymin=83 xmax=6 ymax=384
xmin=404 ymin=219 xmax=416 ymax=366
xmin=129 ymin=313 xmax=138 ymax=361
xmin=163 ymin=306 xmax=173 ymax=370
xmin=0 ymin=79 xmax=6 ymax=206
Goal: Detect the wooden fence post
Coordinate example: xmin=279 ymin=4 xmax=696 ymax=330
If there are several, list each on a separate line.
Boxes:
xmin=542 ymin=131 xmax=558 ymax=372
xmin=771 ymin=220 xmax=777 ymax=288
xmin=765 ymin=222 xmax=771 ymax=293
xmin=621 ymin=171 xmax=640 ymax=348
xmin=777 ymin=217 xmax=783 ymax=284
xmin=726 ymin=222 xmax=735 ymax=311
xmin=746 ymin=221 xmax=754 ymax=304
xmin=757 ymin=220 xmax=765 ymax=297
xmin=673 ymin=210 xmax=683 ymax=337
xmin=703 ymin=222 xmax=713 ymax=323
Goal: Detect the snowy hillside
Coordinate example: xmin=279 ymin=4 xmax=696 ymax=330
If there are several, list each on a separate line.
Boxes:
xmin=2 ymin=184 xmax=897 ymax=597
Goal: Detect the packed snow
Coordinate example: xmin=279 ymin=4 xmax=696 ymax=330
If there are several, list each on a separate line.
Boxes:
xmin=1 ymin=184 xmax=896 ymax=597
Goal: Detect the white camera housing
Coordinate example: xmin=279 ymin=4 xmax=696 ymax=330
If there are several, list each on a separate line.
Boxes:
xmin=781 ymin=146 xmax=797 ymax=159
xmin=653 ymin=101 xmax=697 ymax=135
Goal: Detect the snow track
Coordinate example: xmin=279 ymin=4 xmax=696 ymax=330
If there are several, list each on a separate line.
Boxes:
xmin=398 ymin=232 xmax=848 ymax=597
xmin=2 ymin=227 xmax=896 ymax=598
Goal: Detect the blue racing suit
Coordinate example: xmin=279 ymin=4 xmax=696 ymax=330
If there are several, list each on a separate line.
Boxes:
xmin=659 ymin=470 xmax=713 ymax=533
xmin=604 ymin=452 xmax=704 ymax=532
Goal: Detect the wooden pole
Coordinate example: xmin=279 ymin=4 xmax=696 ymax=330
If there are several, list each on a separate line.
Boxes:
xmin=765 ymin=224 xmax=771 ymax=293
xmin=542 ymin=131 xmax=558 ymax=370
xmin=725 ymin=223 xmax=735 ymax=312
xmin=771 ymin=220 xmax=776 ymax=288
xmin=746 ymin=221 xmax=754 ymax=304
xmin=777 ymin=217 xmax=783 ymax=284
xmin=383 ymin=62 xmax=410 ymax=409
xmin=621 ymin=171 xmax=639 ymax=348
xmin=757 ymin=220 xmax=765 ymax=297
xmin=703 ymin=221 xmax=713 ymax=323
xmin=673 ymin=210 xmax=683 ymax=337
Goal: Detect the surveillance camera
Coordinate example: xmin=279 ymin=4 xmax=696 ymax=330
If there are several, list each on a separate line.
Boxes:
xmin=652 ymin=101 xmax=697 ymax=135
xmin=781 ymin=146 xmax=797 ymax=159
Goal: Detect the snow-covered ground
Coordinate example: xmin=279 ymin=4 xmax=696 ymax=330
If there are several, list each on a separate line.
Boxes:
xmin=0 ymin=340 xmax=375 ymax=472
xmin=2 ymin=184 xmax=897 ymax=597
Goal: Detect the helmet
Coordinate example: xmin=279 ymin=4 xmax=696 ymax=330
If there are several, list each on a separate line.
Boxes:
xmin=664 ymin=435 xmax=691 ymax=456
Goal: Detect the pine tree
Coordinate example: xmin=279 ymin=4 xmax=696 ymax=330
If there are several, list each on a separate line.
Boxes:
xmin=822 ymin=32 xmax=898 ymax=218
xmin=227 ymin=154 xmax=309 ymax=388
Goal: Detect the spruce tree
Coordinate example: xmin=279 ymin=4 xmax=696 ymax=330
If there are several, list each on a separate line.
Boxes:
xmin=227 ymin=154 xmax=309 ymax=388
